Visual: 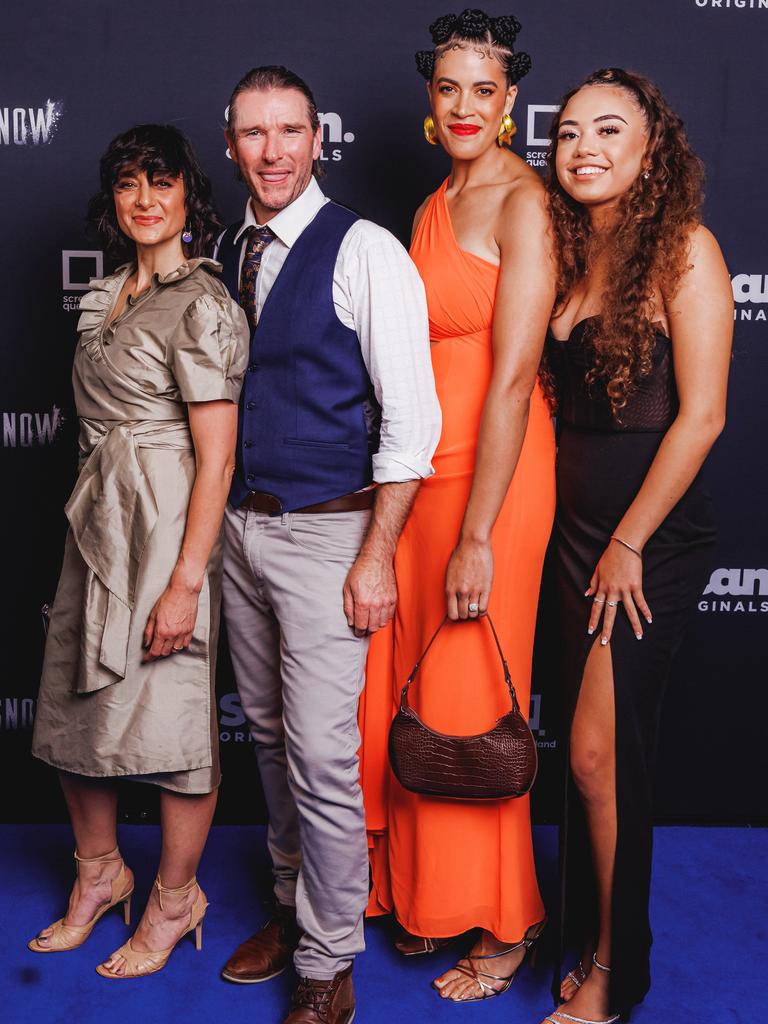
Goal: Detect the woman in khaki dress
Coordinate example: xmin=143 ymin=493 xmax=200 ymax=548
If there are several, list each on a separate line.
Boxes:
xmin=29 ymin=124 xmax=249 ymax=978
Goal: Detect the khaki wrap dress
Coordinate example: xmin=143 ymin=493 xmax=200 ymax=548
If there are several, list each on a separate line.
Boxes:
xmin=32 ymin=258 xmax=249 ymax=793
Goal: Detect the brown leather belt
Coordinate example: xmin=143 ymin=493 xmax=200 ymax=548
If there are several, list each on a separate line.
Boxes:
xmin=240 ymin=489 xmax=376 ymax=515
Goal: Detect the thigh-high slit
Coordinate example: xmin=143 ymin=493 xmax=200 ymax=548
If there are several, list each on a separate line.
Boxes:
xmin=551 ymin=423 xmax=716 ymax=1020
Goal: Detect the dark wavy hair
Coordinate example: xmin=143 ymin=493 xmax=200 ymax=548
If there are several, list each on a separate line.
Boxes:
xmin=541 ymin=68 xmax=704 ymax=415
xmin=415 ymin=8 xmax=532 ymax=85
xmin=87 ymin=124 xmax=222 ymax=260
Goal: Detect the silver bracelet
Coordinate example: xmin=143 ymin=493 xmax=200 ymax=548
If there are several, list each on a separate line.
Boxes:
xmin=611 ymin=534 xmax=643 ymax=559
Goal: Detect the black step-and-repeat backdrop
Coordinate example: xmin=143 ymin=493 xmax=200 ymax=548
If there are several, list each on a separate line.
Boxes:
xmin=2 ymin=0 xmax=766 ymax=826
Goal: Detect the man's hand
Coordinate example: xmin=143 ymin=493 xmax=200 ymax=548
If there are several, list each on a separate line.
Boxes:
xmin=343 ymin=552 xmax=397 ymax=637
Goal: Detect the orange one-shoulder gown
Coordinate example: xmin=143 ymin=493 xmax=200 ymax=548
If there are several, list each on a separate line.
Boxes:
xmin=359 ymin=179 xmax=556 ymax=941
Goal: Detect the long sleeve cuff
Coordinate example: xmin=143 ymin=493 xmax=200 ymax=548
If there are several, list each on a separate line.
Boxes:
xmin=372 ymin=451 xmax=436 ymax=483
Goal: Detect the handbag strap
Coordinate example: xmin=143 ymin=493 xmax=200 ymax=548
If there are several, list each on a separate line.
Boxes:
xmin=400 ymin=614 xmax=520 ymax=713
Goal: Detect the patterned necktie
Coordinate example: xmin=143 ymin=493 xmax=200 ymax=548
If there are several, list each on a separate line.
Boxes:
xmin=239 ymin=225 xmax=275 ymax=330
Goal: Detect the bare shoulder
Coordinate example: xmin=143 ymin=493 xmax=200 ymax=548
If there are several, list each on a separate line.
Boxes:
xmin=674 ymin=223 xmax=730 ymax=294
xmin=412 ymin=191 xmax=436 ymax=240
xmin=498 ymin=169 xmax=550 ymax=242
xmin=685 ymin=223 xmax=726 ymax=267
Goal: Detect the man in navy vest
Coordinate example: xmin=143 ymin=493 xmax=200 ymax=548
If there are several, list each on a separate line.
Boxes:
xmin=217 ymin=66 xmax=440 ymax=1023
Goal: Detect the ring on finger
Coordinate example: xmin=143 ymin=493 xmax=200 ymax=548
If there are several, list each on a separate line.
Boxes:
xmin=607 ymin=600 xmax=618 ymax=607
xmin=593 ymin=597 xmax=606 ymax=604
xmin=468 ymin=602 xmax=479 ymax=613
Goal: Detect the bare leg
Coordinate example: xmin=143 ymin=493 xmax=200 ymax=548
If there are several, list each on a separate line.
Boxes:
xmin=541 ymin=639 xmax=617 ymax=1022
xmin=99 ymin=788 xmax=217 ymax=975
xmin=33 ymin=772 xmax=125 ymax=947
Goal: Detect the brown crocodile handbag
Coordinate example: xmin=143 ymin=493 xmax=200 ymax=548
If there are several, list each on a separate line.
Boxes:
xmin=388 ymin=615 xmax=538 ymax=800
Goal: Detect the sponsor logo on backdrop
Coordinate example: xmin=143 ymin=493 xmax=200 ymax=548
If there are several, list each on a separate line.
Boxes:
xmin=3 ymin=406 xmax=64 ymax=448
xmin=0 ymin=697 xmax=36 ymax=729
xmin=732 ymin=274 xmax=767 ymax=321
xmin=698 ymin=568 xmax=768 ymax=613
xmin=224 ymin=109 xmax=355 ymax=164
xmin=62 ymin=250 xmax=104 ymax=312
xmin=694 ymin=0 xmax=768 ymax=9
xmin=0 ymin=100 xmax=64 ymax=145
xmin=218 ymin=691 xmax=556 ymax=748
xmin=524 ymin=104 xmax=558 ymax=169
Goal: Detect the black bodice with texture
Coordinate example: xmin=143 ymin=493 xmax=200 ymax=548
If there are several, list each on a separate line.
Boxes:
xmin=546 ymin=316 xmax=679 ymax=432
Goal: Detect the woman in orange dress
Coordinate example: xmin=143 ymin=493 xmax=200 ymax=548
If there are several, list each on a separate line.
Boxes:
xmin=360 ymin=9 xmax=556 ymax=1002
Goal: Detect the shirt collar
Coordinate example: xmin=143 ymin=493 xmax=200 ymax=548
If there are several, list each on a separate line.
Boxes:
xmin=234 ymin=177 xmax=328 ymax=249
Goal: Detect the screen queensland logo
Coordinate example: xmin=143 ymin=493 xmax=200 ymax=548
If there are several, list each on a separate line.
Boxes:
xmin=699 ymin=568 xmax=768 ymax=613
xmin=224 ymin=108 xmax=355 ymax=164
xmin=62 ymin=249 xmax=104 ymax=312
xmin=732 ymin=273 xmax=767 ymax=321
xmin=0 ymin=99 xmax=64 ymax=145
xmin=524 ymin=104 xmax=558 ymax=170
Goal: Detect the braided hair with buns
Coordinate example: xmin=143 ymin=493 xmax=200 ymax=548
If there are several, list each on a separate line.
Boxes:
xmin=415 ymin=8 xmax=531 ymax=85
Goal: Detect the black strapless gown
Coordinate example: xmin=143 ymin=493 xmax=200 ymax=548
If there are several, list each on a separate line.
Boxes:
xmin=546 ymin=318 xmax=716 ymax=1019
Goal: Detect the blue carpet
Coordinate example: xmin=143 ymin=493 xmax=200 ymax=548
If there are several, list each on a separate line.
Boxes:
xmin=0 ymin=824 xmax=763 ymax=1023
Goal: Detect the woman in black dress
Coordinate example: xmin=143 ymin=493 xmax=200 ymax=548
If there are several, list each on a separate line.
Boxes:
xmin=538 ymin=69 xmax=733 ymax=1024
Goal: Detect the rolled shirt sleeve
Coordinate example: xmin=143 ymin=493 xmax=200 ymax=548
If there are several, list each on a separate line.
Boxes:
xmin=333 ymin=221 xmax=442 ymax=483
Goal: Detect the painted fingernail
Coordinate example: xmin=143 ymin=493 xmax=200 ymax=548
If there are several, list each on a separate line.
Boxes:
xmin=646 ymin=616 xmax=653 ymax=624
xmin=587 ymin=627 xmax=595 ymax=635
xmin=636 ymin=632 xmax=643 ymax=640
xmin=600 ymin=636 xmax=608 ymax=646
xmin=584 ymin=590 xmax=591 ymax=597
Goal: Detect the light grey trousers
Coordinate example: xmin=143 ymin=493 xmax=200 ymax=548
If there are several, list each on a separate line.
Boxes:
xmin=222 ymin=506 xmax=371 ymax=979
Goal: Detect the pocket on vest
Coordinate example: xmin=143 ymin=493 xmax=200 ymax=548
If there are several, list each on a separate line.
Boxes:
xmin=283 ymin=438 xmax=351 ymax=450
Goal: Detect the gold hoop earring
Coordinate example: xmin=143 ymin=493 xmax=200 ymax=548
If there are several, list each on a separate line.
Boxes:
xmin=423 ymin=114 xmax=437 ymax=145
xmin=497 ymin=113 xmax=516 ymax=147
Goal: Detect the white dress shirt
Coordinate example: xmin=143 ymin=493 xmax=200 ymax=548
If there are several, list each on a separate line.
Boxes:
xmin=215 ymin=177 xmax=441 ymax=483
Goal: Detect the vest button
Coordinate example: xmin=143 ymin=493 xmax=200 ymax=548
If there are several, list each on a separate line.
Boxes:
xmin=244 ymin=440 xmax=254 ymax=448
xmin=246 ymin=401 xmax=256 ymax=410
xmin=248 ymin=362 xmax=259 ymax=372
xmin=247 ymin=473 xmax=255 ymax=483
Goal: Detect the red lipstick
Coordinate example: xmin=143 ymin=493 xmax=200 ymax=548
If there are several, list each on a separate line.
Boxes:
xmin=448 ymin=124 xmax=481 ymax=136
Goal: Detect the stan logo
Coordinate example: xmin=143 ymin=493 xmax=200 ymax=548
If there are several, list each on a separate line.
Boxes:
xmin=699 ymin=568 xmax=768 ymax=613
xmin=218 ymin=692 xmax=255 ymax=745
xmin=0 ymin=100 xmax=64 ymax=145
xmin=223 ymin=110 xmax=355 ymax=164
xmin=524 ymin=104 xmax=558 ymax=169
xmin=62 ymin=250 xmax=104 ymax=312
xmin=694 ymin=0 xmax=768 ymax=9
xmin=732 ymin=274 xmax=767 ymax=321
xmin=319 ymin=112 xmax=355 ymax=163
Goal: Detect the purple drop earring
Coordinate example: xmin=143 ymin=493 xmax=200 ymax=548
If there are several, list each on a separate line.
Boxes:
xmin=182 ymin=224 xmax=193 ymax=244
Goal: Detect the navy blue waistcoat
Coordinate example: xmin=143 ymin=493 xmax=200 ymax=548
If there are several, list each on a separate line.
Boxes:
xmin=220 ymin=202 xmax=374 ymax=512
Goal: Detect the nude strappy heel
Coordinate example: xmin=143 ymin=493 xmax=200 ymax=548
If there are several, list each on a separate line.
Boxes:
xmin=28 ymin=846 xmax=133 ymax=953
xmin=544 ymin=954 xmax=620 ymax=1024
xmin=95 ymin=875 xmax=208 ymax=979
xmin=435 ymin=919 xmax=546 ymax=1003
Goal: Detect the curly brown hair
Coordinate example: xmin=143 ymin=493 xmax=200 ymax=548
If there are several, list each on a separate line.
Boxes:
xmin=540 ymin=68 xmax=704 ymax=415
xmin=87 ymin=124 xmax=222 ymax=261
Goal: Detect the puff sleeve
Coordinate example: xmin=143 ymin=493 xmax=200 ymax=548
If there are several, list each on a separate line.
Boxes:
xmin=167 ymin=292 xmax=249 ymax=403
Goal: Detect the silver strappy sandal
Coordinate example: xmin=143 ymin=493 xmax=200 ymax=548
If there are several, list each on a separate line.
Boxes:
xmin=435 ymin=920 xmax=545 ymax=1003
xmin=543 ymin=954 xmax=620 ymax=1024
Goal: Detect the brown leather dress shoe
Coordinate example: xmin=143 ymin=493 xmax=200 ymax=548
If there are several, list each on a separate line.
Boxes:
xmin=283 ymin=964 xmax=355 ymax=1023
xmin=221 ymin=901 xmax=299 ymax=984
